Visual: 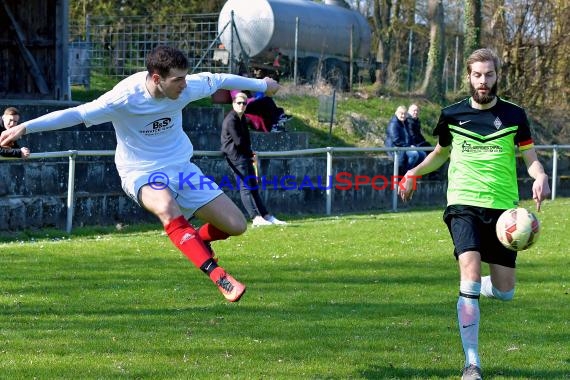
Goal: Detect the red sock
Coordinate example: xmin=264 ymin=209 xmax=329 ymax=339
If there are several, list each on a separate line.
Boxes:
xmin=165 ymin=216 xmax=212 ymax=268
xmin=198 ymin=223 xmax=230 ymax=243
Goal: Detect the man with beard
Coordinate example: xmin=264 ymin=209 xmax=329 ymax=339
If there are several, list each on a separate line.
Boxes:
xmin=397 ymin=48 xmax=550 ymax=380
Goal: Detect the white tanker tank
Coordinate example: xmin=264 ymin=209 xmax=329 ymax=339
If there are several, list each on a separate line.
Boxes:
xmin=217 ymin=0 xmax=372 ymax=89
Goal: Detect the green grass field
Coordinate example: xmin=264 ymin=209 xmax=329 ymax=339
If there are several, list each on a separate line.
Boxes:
xmin=1 ymin=199 xmax=568 ymax=379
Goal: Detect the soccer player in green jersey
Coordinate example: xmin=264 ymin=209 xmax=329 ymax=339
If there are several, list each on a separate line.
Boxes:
xmin=398 ymin=48 xmax=550 ymax=380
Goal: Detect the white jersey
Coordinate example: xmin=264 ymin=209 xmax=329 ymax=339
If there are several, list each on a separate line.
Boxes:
xmin=78 ymin=71 xmax=267 ymax=176
xmin=23 ymin=71 xmax=268 ymax=178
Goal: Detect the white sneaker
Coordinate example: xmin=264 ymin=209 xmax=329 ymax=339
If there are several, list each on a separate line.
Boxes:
xmin=265 ymin=215 xmax=287 ymax=225
xmin=252 ymin=216 xmax=273 ymax=227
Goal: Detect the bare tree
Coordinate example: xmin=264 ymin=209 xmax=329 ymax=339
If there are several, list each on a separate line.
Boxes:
xmin=419 ymin=0 xmax=445 ymax=101
xmin=484 ymin=0 xmax=569 ymax=108
xmin=464 ymin=0 xmax=482 ymax=55
xmin=460 ymin=0 xmax=482 ymax=94
xmin=371 ymin=0 xmax=394 ymax=87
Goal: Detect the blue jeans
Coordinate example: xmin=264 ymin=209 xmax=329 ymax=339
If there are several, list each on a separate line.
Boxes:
xmin=394 ymin=149 xmax=426 ymax=175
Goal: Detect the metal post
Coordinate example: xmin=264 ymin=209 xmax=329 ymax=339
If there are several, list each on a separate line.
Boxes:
xmin=326 ymin=148 xmax=333 ymax=215
xmin=454 ymin=35 xmax=459 ymax=92
xmin=229 ymin=11 xmax=235 ymax=73
xmin=85 ymin=14 xmax=91 ymax=89
xmin=66 ymin=151 xmax=78 ymax=233
xmin=328 ymin=90 xmax=336 ymax=140
xmin=392 ymin=150 xmax=399 ymax=212
xmin=294 ymin=17 xmax=299 ymax=85
xmin=407 ymin=29 xmax=413 ymax=92
xmin=348 ymin=24 xmax=354 ymax=91
xmin=551 ymin=146 xmax=558 ymax=200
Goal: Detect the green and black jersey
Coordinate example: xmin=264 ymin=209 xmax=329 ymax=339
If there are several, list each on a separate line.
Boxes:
xmin=434 ymin=97 xmax=535 ymax=209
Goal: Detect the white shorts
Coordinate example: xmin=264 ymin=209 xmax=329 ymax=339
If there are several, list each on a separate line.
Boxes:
xmin=120 ymin=161 xmax=223 ymax=219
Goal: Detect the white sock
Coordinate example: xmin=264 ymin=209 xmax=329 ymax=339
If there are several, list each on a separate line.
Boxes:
xmin=481 ymin=275 xmax=515 ymax=301
xmin=457 ymin=280 xmax=481 ymax=368
xmin=480 ymin=275 xmax=495 ymax=298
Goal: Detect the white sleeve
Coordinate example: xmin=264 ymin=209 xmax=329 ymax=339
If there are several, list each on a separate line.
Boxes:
xmin=188 ymin=73 xmax=268 ymax=96
xmin=24 ymin=107 xmax=85 ymax=134
xmin=215 ymin=74 xmax=268 ymax=93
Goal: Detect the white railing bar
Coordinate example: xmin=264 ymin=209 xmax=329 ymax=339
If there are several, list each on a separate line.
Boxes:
xmin=1 ymin=145 xmax=567 ymax=231
xmin=552 ymin=146 xmax=558 ymax=200
xmin=66 ymin=152 xmax=77 ymax=233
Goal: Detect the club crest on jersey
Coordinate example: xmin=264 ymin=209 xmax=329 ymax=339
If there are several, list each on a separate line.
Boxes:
xmin=494 ymin=117 xmax=503 ymax=130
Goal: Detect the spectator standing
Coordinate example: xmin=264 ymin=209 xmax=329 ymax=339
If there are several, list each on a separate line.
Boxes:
xmin=221 ymin=92 xmax=287 ymax=227
xmin=0 ymin=45 xmax=281 ymax=303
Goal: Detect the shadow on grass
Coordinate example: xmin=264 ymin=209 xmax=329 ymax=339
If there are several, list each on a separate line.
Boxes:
xmin=360 ymin=365 xmax=570 ymax=379
xmin=0 ymin=222 xmax=162 ymax=243
xmin=0 ymin=211 xmax=399 ymax=243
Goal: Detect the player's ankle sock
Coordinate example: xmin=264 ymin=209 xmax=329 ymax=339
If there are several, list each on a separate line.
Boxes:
xmin=458 ymin=280 xmax=481 ymax=368
xmin=164 ymin=215 xmax=213 ymax=270
xmin=197 ymin=223 xmax=230 ymax=243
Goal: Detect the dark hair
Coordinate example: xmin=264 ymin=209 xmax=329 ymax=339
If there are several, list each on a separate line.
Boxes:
xmin=466 ymin=48 xmax=500 ymax=75
xmin=146 ymin=45 xmax=189 ymax=78
xmin=3 ymin=106 xmax=20 ymax=116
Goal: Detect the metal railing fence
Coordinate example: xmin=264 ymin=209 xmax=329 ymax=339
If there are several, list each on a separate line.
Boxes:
xmin=2 ymin=145 xmax=568 ymax=233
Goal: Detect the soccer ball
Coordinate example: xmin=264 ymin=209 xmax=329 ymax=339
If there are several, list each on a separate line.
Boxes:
xmin=496 ymin=208 xmax=541 ymax=251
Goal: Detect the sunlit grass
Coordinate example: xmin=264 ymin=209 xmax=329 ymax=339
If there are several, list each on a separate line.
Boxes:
xmin=1 ymin=199 xmax=568 ymax=379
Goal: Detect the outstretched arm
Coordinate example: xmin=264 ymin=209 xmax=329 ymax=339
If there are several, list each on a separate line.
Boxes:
xmin=521 ymin=148 xmax=550 ymax=211
xmin=0 ymin=107 xmax=84 ymax=147
xmin=0 ymin=124 xmax=26 ymax=147
xmin=398 ymin=143 xmax=450 ymax=201
xmin=213 ymin=74 xmax=280 ymax=96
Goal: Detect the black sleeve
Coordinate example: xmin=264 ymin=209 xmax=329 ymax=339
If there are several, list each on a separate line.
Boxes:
xmin=0 ymin=147 xmax=22 ymax=158
xmin=514 ymin=108 xmax=533 ymax=146
xmin=433 ymin=112 xmax=452 ymax=147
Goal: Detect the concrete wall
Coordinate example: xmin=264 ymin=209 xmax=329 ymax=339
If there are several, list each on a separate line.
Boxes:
xmin=1 ymin=101 xmax=568 ymax=231
xmin=0 ymin=152 xmax=452 ymax=230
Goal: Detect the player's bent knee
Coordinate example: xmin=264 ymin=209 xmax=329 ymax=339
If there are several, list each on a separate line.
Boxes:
xmin=492 ymin=287 xmax=515 ymax=301
xmin=225 ymin=216 xmax=247 ymax=236
xmin=232 ymin=221 xmax=247 ymax=236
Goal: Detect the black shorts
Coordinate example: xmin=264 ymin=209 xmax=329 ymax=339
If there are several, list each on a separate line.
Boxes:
xmin=443 ymin=204 xmax=517 ymax=268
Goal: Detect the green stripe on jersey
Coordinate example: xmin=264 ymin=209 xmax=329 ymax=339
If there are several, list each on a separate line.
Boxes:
xmin=447 ymin=127 xmax=520 ymax=209
xmin=448 ymin=125 xmax=519 ymax=142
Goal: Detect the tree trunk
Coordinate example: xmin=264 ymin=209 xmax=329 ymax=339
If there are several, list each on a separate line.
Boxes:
xmin=463 ymin=0 xmax=481 ymax=56
xmin=461 ymin=0 xmax=481 ymax=93
xmin=372 ymin=0 xmax=393 ymax=87
xmin=420 ymin=0 xmax=445 ymax=102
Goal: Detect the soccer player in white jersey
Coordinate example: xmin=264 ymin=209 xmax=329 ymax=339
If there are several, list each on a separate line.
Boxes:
xmin=0 ymin=45 xmax=280 ymax=303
